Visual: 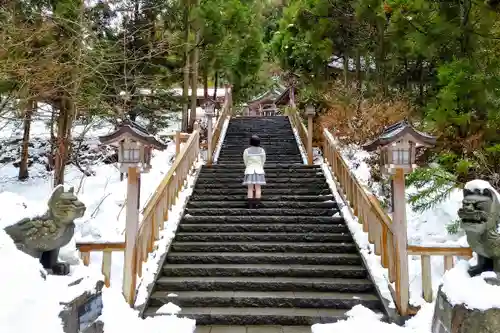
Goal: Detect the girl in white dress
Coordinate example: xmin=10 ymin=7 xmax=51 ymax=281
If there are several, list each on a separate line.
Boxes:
xmin=242 ymin=135 xmax=266 ymax=209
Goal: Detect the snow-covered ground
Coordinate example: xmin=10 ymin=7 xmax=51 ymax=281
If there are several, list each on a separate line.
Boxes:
xmin=0 ymin=227 xmax=196 ymax=333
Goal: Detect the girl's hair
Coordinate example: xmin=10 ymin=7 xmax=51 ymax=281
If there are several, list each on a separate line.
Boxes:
xmin=249 ymin=135 xmax=261 ymax=147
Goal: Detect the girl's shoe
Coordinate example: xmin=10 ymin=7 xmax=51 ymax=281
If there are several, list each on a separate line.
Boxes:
xmin=254 ymin=199 xmax=261 ymax=209
xmin=247 ymin=198 xmax=254 ymax=209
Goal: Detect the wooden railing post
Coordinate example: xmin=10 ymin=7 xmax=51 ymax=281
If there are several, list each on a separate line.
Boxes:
xmin=207 ymin=112 xmax=213 ymax=165
xmin=123 ymin=166 xmax=140 ymax=306
xmin=175 ymin=130 xmax=181 ymax=156
xmin=393 ymin=167 xmax=409 ymax=315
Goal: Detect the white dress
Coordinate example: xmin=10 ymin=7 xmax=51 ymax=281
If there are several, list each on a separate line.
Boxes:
xmin=242 ymin=147 xmax=266 ymax=185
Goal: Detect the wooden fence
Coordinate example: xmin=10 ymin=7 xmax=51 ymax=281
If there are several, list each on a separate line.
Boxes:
xmin=287 ymin=107 xmax=472 ymax=315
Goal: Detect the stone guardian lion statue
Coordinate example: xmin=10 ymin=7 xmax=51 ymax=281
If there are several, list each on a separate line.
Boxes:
xmin=458 ymin=180 xmax=500 ymax=277
xmin=4 ymin=185 xmax=86 ymax=275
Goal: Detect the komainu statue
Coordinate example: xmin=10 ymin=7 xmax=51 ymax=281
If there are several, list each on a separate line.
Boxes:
xmin=4 ymin=185 xmax=86 ymax=275
xmin=458 ymin=180 xmax=500 ymax=277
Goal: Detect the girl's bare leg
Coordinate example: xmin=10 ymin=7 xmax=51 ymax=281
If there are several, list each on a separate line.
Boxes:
xmin=255 ymin=184 xmax=261 ymax=199
xmin=247 ymin=185 xmax=254 ymax=198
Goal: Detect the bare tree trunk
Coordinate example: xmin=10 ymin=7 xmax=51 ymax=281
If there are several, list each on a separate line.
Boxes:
xmin=203 ymin=66 xmax=209 ymax=100
xmin=53 ymin=0 xmax=82 ymax=187
xmin=19 ymin=99 xmax=34 ymax=180
xmin=48 ymin=106 xmax=56 ymax=170
xmin=189 ymin=27 xmax=201 ymax=130
xmin=355 ymin=49 xmax=361 ymax=93
xmin=54 ymin=99 xmax=73 ymax=187
xmin=181 ymin=0 xmax=191 ymax=132
xmin=213 ymin=72 xmax=218 ymax=100
xmin=343 ymin=54 xmax=349 ymax=87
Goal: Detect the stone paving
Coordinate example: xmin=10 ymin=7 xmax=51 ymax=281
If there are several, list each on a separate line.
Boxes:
xmin=194 ymin=326 xmax=311 ymax=333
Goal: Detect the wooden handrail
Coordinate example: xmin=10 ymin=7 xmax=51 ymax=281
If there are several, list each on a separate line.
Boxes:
xmin=76 ymin=242 xmax=125 ymax=287
xmin=322 ymin=128 xmax=407 ymax=313
xmin=210 ymin=89 xmax=232 ymax=164
xmin=287 ymin=108 xmax=308 ymax=157
xmin=287 ymin=113 xmax=472 ymax=315
xmin=112 ymin=127 xmax=200 ymax=305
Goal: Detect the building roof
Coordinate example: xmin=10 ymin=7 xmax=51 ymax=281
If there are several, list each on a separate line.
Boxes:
xmin=274 ymin=86 xmax=292 ymax=106
xmin=98 ymin=119 xmax=168 ymax=150
xmin=362 ymin=120 xmax=436 ymax=151
xmin=247 ymin=86 xmax=285 ymax=106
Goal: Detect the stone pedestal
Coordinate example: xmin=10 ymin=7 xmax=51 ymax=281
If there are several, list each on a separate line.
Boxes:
xmin=432 ymin=285 xmax=500 ymax=333
xmin=59 ymin=279 xmax=105 ymax=333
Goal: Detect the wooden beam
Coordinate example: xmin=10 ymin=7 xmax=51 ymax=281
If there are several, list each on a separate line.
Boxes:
xmin=407 ymin=245 xmax=472 ymax=257
xmin=76 ymin=242 xmax=125 ymax=252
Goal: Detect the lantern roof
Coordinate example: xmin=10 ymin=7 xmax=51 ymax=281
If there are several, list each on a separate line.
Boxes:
xmin=362 ymin=120 xmax=436 ymax=152
xmin=98 ymin=119 xmax=168 ymax=150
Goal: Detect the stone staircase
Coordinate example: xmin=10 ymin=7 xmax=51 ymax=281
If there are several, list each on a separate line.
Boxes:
xmin=142 ymin=116 xmax=387 ymax=325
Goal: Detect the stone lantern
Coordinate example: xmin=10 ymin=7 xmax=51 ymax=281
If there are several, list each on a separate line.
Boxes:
xmin=305 ymin=104 xmax=316 ymax=165
xmin=363 ymin=120 xmax=436 ymax=175
xmin=362 ymin=120 xmax=436 ymax=316
xmin=98 ymin=119 xmax=167 ymax=305
xmin=242 ymin=104 xmax=250 ymax=116
xmin=100 ymin=120 xmax=167 ymax=173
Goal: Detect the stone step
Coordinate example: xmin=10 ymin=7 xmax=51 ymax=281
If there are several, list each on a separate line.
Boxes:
xmin=198 ymin=169 xmax=321 ymax=176
xmin=143 ymin=306 xmax=350 ymax=325
xmin=170 ymin=242 xmax=357 ymax=253
xmin=162 ymin=263 xmax=367 ymax=279
xmin=216 ymin=159 xmax=304 ymax=164
xmin=219 ymin=147 xmax=299 ymax=152
xmin=195 ymin=177 xmax=325 ymax=185
xmin=222 ymin=141 xmax=298 ymax=145
xmin=194 ymin=182 xmax=328 ymax=189
xmin=177 ymin=223 xmax=349 ymax=233
xmin=192 ymin=187 xmax=331 ymax=195
xmin=175 ymin=232 xmax=352 ymax=243
xmin=150 ymin=291 xmax=381 ymax=309
xmin=217 ymin=155 xmax=301 ymax=159
xmin=165 ymin=252 xmax=362 ymax=265
xmin=181 ymin=215 xmax=344 ymax=224
xmin=188 ymin=194 xmax=335 ymax=202
xmin=203 ymin=164 xmax=316 ymax=169
xmin=217 ymin=159 xmax=304 ymax=164
xmin=155 ymin=276 xmax=374 ymax=293
xmin=183 ymin=208 xmax=338 ymax=217
xmin=221 ymin=144 xmax=299 ymax=149
xmin=187 ymin=201 xmax=338 ymax=209
xmin=224 ymin=134 xmax=295 ymax=138
xmin=218 ymin=153 xmax=300 ymax=158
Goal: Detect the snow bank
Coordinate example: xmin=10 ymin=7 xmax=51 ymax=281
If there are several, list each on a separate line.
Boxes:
xmin=465 ymin=179 xmax=500 ymax=202
xmin=0 ymin=229 xmax=64 ymax=333
xmin=442 ymin=260 xmax=500 ymax=310
xmin=0 ymin=191 xmax=46 ymax=228
xmin=0 ymin=228 xmax=195 ymax=333
xmin=101 ymin=287 xmax=195 ymax=333
xmin=311 ymin=304 xmax=433 ymax=333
